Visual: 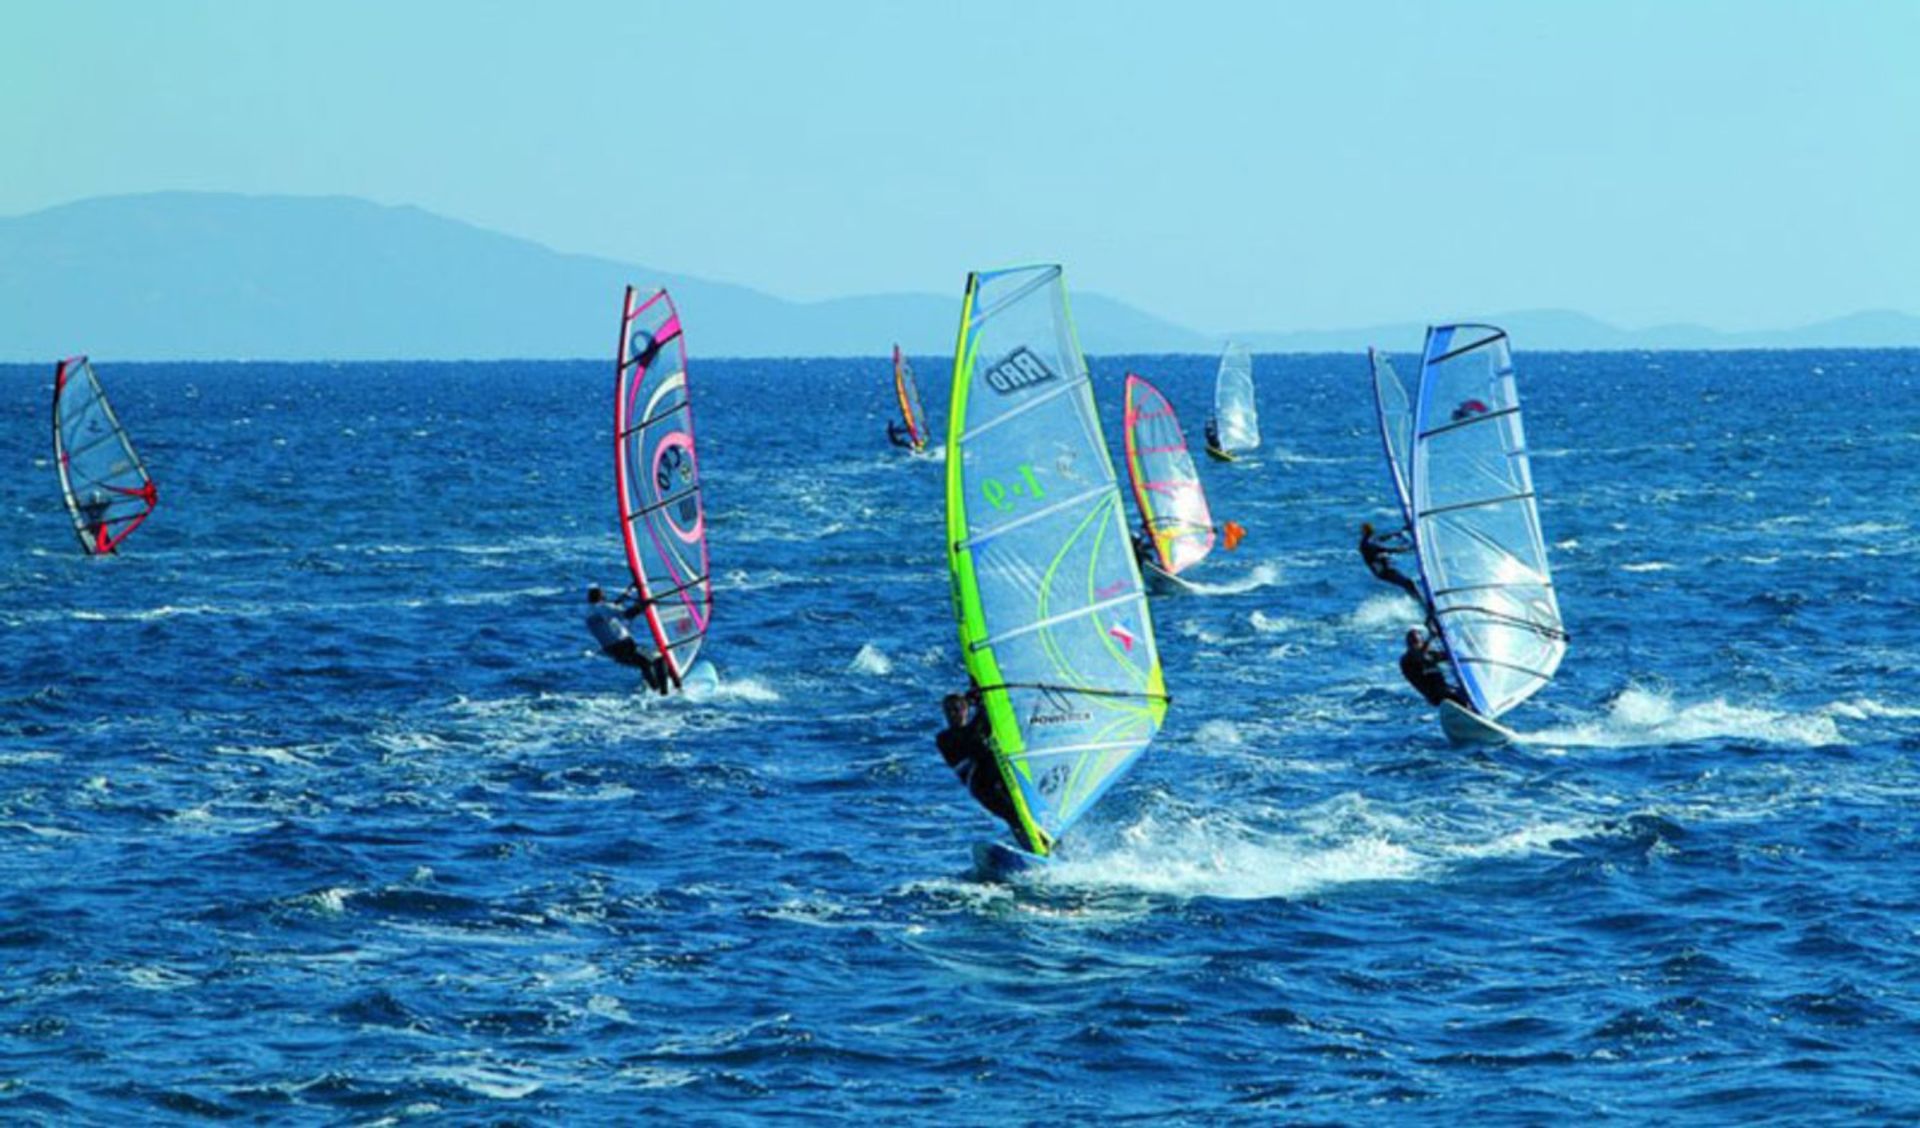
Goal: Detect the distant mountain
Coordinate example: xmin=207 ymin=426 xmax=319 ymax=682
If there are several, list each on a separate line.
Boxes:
xmin=0 ymin=192 xmax=1206 ymax=361
xmin=1234 ymin=308 xmax=1920 ymax=353
xmin=2 ymin=192 xmax=1915 ymax=360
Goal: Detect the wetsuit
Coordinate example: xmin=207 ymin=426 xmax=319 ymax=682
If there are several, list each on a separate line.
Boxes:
xmin=1400 ymin=640 xmax=1465 ymax=707
xmin=77 ymin=496 xmax=113 ymax=553
xmin=1132 ymin=527 xmax=1158 ymax=570
xmin=1204 ymin=419 xmax=1222 ymax=452
xmin=887 ymin=421 xmax=914 ymax=449
xmin=586 ymin=600 xmax=672 ymax=694
xmin=937 ymin=708 xmax=1030 ymax=849
xmin=1360 ymin=527 xmax=1423 ymax=602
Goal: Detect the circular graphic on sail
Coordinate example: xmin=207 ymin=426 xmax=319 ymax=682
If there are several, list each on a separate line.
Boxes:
xmin=652 ymin=431 xmax=703 ymax=544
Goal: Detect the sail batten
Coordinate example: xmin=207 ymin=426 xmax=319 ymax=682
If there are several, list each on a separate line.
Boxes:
xmin=946 ymin=265 xmax=1167 ymax=855
xmin=613 ymin=287 xmax=713 ymax=683
xmin=51 ymin=356 xmax=156 ymax=556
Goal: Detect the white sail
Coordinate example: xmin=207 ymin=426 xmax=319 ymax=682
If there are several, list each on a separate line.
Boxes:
xmin=1369 ymin=347 xmax=1415 ymax=531
xmin=1409 ymin=325 xmax=1566 ymax=719
xmin=1212 ymin=341 xmax=1260 ymax=452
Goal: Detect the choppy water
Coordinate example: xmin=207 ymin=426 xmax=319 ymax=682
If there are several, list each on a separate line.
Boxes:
xmin=2 ymin=349 xmax=1917 ymax=1123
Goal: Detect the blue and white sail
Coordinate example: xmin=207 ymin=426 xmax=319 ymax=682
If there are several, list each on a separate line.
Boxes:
xmin=1407 ymin=325 xmax=1566 ymax=720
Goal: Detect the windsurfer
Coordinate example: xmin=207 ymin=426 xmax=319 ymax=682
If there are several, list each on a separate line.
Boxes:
xmin=77 ymin=489 xmax=112 ymax=549
xmin=1400 ymin=628 xmax=1467 ymax=707
xmin=1204 ymin=417 xmax=1222 ymax=452
xmin=936 ymin=691 xmax=1031 ymax=850
xmin=585 ymin=585 xmax=672 ymax=695
xmin=1360 ymin=521 xmax=1422 ymax=602
xmin=886 ymin=420 xmax=914 ymax=449
xmin=1131 ymin=525 xmax=1157 ymax=570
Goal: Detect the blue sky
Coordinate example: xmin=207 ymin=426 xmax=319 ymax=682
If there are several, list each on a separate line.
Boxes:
xmin=5 ymin=1 xmax=1914 ymax=334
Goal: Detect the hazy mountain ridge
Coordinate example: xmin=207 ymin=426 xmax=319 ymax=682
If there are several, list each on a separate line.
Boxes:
xmin=3 ymin=192 xmax=1915 ymax=360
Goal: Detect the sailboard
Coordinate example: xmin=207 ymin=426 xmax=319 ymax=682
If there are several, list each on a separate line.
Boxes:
xmin=613 ymin=286 xmax=713 ymax=687
xmin=946 ymin=264 xmax=1168 ymax=861
xmin=1407 ymin=325 xmax=1566 ymax=728
xmin=51 ymin=356 xmax=156 ymax=555
xmin=1210 ymin=341 xmax=1260 ymax=457
xmin=892 ymin=344 xmax=930 ymax=451
xmin=1122 ymin=373 xmax=1216 ymax=578
xmin=1438 ymin=699 xmax=1521 ymax=745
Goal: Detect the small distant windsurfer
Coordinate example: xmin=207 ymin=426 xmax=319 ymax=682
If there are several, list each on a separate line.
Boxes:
xmin=886 ymin=420 xmax=915 ymax=449
xmin=1451 ymin=398 xmax=1490 ymax=422
xmin=586 ymin=585 xmax=673 ymax=695
xmin=1400 ymin=628 xmax=1467 ymax=707
xmin=1359 ymin=521 xmax=1422 ymax=602
xmin=1204 ymin=416 xmax=1223 ymax=453
xmin=936 ymin=690 xmax=1032 ymax=851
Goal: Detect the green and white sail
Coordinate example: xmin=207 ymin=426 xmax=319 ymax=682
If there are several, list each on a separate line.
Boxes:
xmin=945 ymin=264 xmax=1168 ymax=855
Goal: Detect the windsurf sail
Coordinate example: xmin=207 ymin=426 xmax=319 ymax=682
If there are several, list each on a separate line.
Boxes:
xmin=1122 ymin=373 xmax=1216 ymax=575
xmin=51 ymin=356 xmax=156 ymax=555
xmin=1368 ymin=347 xmax=1416 ymax=533
xmin=892 ymin=344 xmax=929 ymax=451
xmin=1408 ymin=325 xmax=1566 ymax=720
xmin=613 ymin=286 xmax=712 ymax=683
xmin=946 ymin=264 xmax=1168 ymax=855
xmin=1212 ymin=341 xmax=1260 ymax=452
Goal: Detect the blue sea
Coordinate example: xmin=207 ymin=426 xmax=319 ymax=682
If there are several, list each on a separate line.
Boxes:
xmin=2 ymin=349 xmax=1918 ymax=1123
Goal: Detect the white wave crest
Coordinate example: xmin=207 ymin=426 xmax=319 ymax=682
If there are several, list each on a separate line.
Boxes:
xmin=1248 ymin=610 xmax=1300 ymax=635
xmin=1530 ymin=687 xmax=1846 ymax=749
xmin=1040 ymin=803 xmax=1428 ymax=900
xmin=1346 ymin=592 xmax=1423 ymax=631
xmin=1825 ymin=697 xmax=1920 ymax=721
xmin=1179 ymin=561 xmax=1280 ymax=596
xmin=687 ymin=675 xmax=781 ymax=705
xmin=848 ymin=644 xmax=894 ymax=677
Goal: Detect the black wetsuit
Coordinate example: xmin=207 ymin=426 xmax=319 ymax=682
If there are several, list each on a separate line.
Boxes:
xmin=1400 ymin=642 xmax=1464 ymax=707
xmin=887 ymin=421 xmax=914 ymax=449
xmin=1361 ymin=528 xmax=1423 ymax=602
xmin=1204 ymin=420 xmax=1222 ymax=452
xmin=937 ymin=710 xmax=1029 ymax=848
xmin=1132 ymin=528 xmax=1158 ymax=570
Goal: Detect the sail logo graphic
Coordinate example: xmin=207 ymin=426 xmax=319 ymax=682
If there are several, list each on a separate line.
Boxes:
xmin=1028 ymin=686 xmax=1091 ymax=728
xmin=983 ymin=347 xmax=1059 ymax=396
xmin=1107 ymin=622 xmax=1137 ymax=652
